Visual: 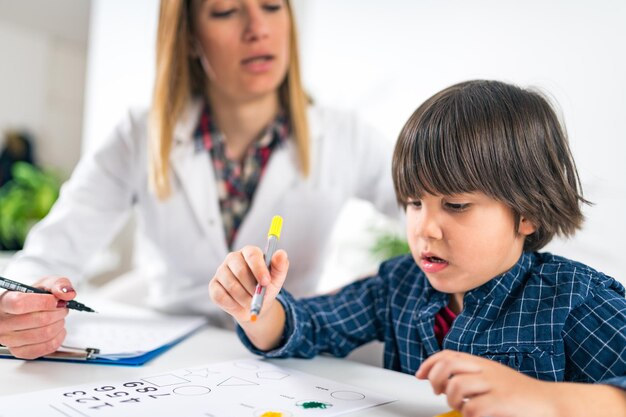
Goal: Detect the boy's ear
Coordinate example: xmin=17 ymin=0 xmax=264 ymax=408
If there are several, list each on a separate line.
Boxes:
xmin=518 ymin=216 xmax=537 ymax=236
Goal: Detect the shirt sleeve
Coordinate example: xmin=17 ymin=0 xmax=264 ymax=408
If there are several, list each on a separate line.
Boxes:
xmin=237 ymin=274 xmax=390 ymax=359
xmin=4 ymin=109 xmax=143 ymax=284
xmin=562 ymin=280 xmax=626 ymax=390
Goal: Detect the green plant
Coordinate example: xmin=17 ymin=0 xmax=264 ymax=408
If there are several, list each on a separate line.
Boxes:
xmin=0 ymin=162 xmax=60 ymax=250
xmin=369 ymin=229 xmax=410 ymax=261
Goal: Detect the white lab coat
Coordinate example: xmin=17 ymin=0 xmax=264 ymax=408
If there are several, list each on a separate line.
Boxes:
xmin=5 ymin=99 xmax=400 ymax=315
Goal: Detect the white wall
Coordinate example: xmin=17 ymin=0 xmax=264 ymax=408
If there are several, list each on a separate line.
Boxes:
xmin=0 ymin=22 xmax=47 ymax=143
xmin=298 ymin=0 xmax=626 ymax=287
xmin=0 ymin=0 xmax=89 ymax=178
xmin=77 ymin=0 xmax=158 ymax=282
xmin=82 ymin=0 xmax=158 ymax=152
xmin=83 ymin=0 xmax=626 ymax=286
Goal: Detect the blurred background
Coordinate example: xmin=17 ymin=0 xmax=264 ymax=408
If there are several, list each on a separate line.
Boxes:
xmin=0 ymin=0 xmax=625 ymax=291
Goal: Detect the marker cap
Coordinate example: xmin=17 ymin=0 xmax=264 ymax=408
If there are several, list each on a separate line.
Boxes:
xmin=267 ymin=215 xmax=283 ymax=239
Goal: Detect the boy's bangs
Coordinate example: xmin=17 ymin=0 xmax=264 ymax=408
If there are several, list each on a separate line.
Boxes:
xmin=394 ymin=95 xmax=495 ymax=203
xmin=393 ymin=80 xmax=587 ymax=250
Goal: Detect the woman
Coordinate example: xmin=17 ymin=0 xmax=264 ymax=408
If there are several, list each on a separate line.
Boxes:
xmin=0 ymin=0 xmax=398 ymax=359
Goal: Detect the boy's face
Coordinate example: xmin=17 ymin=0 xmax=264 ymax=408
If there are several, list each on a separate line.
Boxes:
xmin=406 ymin=192 xmax=536 ymax=300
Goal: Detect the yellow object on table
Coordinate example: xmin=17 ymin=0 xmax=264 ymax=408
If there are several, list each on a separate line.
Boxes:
xmin=434 ymin=410 xmax=462 ymax=417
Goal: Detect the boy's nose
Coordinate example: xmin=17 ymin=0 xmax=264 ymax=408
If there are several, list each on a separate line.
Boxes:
xmin=413 ymin=213 xmax=443 ymax=240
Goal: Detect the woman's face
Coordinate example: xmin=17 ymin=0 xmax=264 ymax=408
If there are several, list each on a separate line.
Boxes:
xmin=193 ymin=0 xmax=291 ymax=103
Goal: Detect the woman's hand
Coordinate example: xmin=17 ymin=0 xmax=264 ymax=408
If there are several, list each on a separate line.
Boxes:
xmin=416 ymin=350 xmax=559 ymax=417
xmin=209 ymin=245 xmax=289 ymax=324
xmin=0 ymin=276 xmax=77 ymax=359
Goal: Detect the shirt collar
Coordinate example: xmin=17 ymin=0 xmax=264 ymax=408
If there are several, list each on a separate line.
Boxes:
xmin=464 ymin=251 xmax=536 ymax=305
xmin=193 ymin=102 xmax=290 ymax=153
xmin=414 ymin=251 xmax=536 ymax=316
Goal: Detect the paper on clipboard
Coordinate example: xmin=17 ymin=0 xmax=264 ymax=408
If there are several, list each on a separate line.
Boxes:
xmin=0 ymin=303 xmax=207 ymax=365
xmin=63 ymin=313 xmax=206 ymax=359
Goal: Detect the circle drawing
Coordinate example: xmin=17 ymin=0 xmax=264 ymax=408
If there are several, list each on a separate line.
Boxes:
xmin=256 ymin=370 xmax=290 ymax=380
xmin=330 ymin=390 xmax=365 ymax=401
xmin=172 ymin=385 xmax=212 ymax=396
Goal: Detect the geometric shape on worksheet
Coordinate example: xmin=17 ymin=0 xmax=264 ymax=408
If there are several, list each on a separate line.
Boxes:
xmin=256 ymin=370 xmax=290 ymax=380
xmin=172 ymin=385 xmax=212 ymax=396
xmin=142 ymin=374 xmax=191 ymax=387
xmin=183 ymin=368 xmax=219 ymax=378
xmin=330 ymin=390 xmax=366 ymax=401
xmin=217 ymin=376 xmax=259 ymax=387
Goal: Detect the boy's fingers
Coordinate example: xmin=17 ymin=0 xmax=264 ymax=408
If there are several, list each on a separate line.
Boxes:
xmin=212 ymin=247 xmax=287 ymax=321
xmin=209 ymin=280 xmax=247 ymax=320
xmin=418 ymin=352 xmax=484 ymax=395
xmin=417 ymin=350 xmax=478 ymax=379
xmin=269 ymin=250 xmax=289 ymax=287
xmin=416 ymin=350 xmax=446 ymax=379
xmin=224 ymin=251 xmax=257 ymax=293
xmin=215 ymin=267 xmax=254 ymax=308
xmin=445 ymin=373 xmax=491 ymax=410
xmin=457 ymin=394 xmax=494 ymax=417
xmin=241 ymin=245 xmax=271 ymax=286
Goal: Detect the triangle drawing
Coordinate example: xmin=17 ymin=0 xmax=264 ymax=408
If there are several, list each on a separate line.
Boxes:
xmin=217 ymin=376 xmax=259 ymax=387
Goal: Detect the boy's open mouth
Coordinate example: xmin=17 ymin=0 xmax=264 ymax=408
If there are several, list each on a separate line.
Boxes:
xmin=424 ymin=255 xmax=447 ymax=263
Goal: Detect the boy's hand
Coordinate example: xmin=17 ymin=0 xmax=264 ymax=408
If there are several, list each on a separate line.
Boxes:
xmin=209 ymin=245 xmax=289 ymax=324
xmin=0 ymin=276 xmax=76 ymax=359
xmin=416 ymin=350 xmax=558 ymax=417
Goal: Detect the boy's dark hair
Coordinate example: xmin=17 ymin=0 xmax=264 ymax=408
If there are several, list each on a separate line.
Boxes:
xmin=392 ymin=80 xmax=588 ymax=251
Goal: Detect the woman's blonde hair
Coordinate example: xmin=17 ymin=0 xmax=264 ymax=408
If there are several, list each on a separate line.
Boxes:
xmin=149 ymin=0 xmax=310 ymax=199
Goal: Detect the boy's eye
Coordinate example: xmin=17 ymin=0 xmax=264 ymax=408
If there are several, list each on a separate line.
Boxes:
xmin=407 ymin=200 xmax=422 ymax=209
xmin=445 ymin=202 xmax=470 ymax=211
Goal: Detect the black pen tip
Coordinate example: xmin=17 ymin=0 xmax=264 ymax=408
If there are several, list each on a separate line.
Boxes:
xmin=67 ymin=300 xmax=96 ymax=313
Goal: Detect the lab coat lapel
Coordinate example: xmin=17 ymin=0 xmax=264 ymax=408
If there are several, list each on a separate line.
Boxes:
xmin=170 ymin=99 xmax=228 ymax=257
xmin=234 ymin=142 xmax=299 ymax=250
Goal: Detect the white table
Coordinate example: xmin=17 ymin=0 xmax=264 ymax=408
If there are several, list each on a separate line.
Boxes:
xmin=0 ymin=325 xmax=448 ymax=416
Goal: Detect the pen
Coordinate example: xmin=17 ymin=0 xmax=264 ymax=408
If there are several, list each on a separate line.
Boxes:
xmin=0 ymin=276 xmax=96 ymax=313
xmin=249 ymin=215 xmax=283 ymax=322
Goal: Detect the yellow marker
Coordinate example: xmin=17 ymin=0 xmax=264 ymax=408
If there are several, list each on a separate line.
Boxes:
xmin=249 ymin=216 xmax=283 ymax=322
xmin=434 ymin=411 xmax=462 ymax=417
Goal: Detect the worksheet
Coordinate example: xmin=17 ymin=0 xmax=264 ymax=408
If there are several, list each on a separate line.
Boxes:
xmin=0 ymin=359 xmax=395 ymax=417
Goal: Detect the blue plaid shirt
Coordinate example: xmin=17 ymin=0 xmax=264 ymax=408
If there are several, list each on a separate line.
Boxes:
xmin=239 ymin=252 xmax=626 ymax=390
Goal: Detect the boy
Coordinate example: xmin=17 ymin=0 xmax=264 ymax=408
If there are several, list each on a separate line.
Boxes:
xmin=209 ymin=80 xmax=626 ymax=416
